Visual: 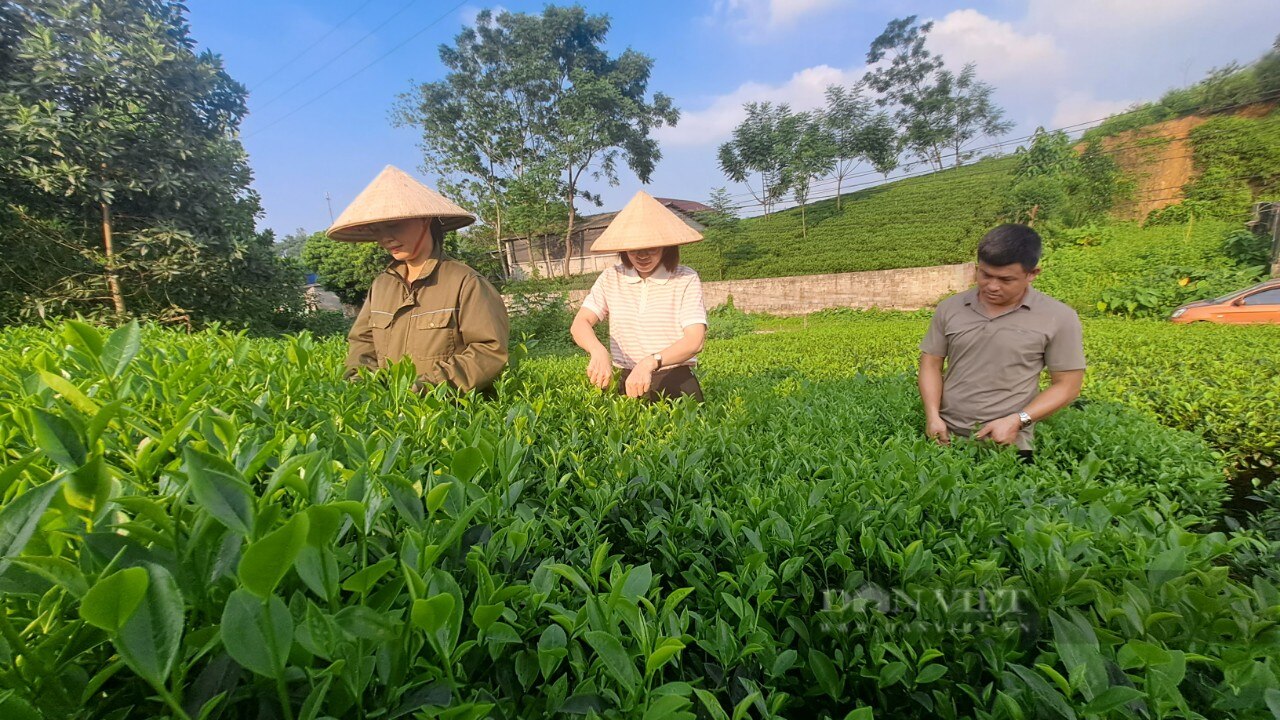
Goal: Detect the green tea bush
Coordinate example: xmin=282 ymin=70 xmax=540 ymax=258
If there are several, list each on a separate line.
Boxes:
xmin=679 ymin=158 xmax=1014 ymax=281
xmin=1 ymin=318 xmax=1277 ymax=718
xmin=706 ymin=297 xmax=756 ymax=340
xmin=729 ymin=314 xmax=1280 ymax=477
xmin=1037 ymin=220 xmax=1254 ymax=315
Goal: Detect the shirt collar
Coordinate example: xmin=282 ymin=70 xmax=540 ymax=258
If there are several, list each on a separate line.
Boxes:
xmin=620 ymin=265 xmax=673 ymax=285
xmin=961 ymin=286 xmax=1037 ymax=311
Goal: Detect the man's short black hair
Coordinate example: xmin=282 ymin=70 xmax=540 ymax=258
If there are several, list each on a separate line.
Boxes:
xmin=978 ymin=224 xmax=1042 ymax=272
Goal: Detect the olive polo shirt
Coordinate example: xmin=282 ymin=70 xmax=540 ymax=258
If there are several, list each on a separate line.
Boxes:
xmin=920 ymin=286 xmax=1086 ymax=450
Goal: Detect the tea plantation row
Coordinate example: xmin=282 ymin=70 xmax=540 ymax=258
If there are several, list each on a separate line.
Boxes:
xmin=0 ymin=317 xmax=1277 ymax=719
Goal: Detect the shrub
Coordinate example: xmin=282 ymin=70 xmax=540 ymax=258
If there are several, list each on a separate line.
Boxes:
xmin=1097 ymin=264 xmax=1264 ymax=318
xmin=705 ymin=296 xmax=755 ymax=339
xmin=1037 ymin=219 xmax=1249 ymax=314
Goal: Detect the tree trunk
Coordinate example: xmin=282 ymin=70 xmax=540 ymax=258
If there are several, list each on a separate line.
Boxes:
xmin=562 ymin=171 xmax=578 ymax=278
xmin=835 ymin=173 xmax=843 ymax=211
xmin=493 ymin=205 xmax=507 ymax=278
xmin=538 ymin=235 xmax=553 ymax=277
xmin=800 ymin=199 xmax=808 ymax=240
xmin=562 ymin=207 xmax=576 ymax=278
xmin=100 ymin=202 xmax=126 ymax=315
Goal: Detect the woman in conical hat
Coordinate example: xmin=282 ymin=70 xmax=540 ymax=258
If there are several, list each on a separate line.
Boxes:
xmin=331 ymin=165 xmax=509 ymax=393
xmin=570 ymin=191 xmax=708 ymax=401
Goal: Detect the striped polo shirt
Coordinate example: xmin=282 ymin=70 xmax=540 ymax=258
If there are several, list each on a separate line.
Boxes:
xmin=581 ymin=264 xmax=708 ymax=369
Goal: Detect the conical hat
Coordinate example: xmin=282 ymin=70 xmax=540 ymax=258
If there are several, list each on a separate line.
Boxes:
xmin=327 ymin=165 xmax=475 ymax=241
xmin=590 ymin=191 xmax=703 ymax=253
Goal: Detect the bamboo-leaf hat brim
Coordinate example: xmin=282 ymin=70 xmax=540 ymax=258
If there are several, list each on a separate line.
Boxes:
xmin=326 ymin=165 xmax=476 ymax=241
xmin=589 ymin=191 xmax=704 ymax=253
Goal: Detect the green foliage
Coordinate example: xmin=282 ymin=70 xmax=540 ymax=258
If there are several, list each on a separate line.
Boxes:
xmin=275 ymin=228 xmax=310 ymax=262
xmin=1003 ymin=130 xmax=1128 ymax=226
xmin=1097 ymin=264 xmax=1263 ymax=318
xmin=822 ymin=84 xmax=898 ymax=210
xmin=1178 ymin=110 xmax=1280 ymax=219
xmin=717 ymin=102 xmax=807 ymax=214
xmin=276 ymin=310 xmax=353 ymax=338
xmin=0 ymin=0 xmax=305 ymax=329
xmin=865 ymin=18 xmax=1011 ymax=169
xmin=705 ymin=297 xmax=755 ymax=340
xmin=396 ymin=5 xmax=678 ymax=277
xmin=694 ymin=188 xmax=762 ymax=282
xmin=445 ymin=230 xmax=505 ymax=282
xmin=0 ymin=316 xmax=1276 ymax=718
xmin=684 ymin=156 xmax=1015 ymax=279
xmin=301 ymin=232 xmax=387 ymax=305
xmin=1037 ymin=220 xmax=1256 ymax=314
xmin=1222 ymin=228 xmax=1273 ymax=267
xmin=505 ymin=290 xmax=597 ymax=352
xmin=789 ymin=113 xmax=838 ymax=238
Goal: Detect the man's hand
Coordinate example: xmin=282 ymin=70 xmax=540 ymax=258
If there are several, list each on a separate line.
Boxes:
xmin=975 ymin=414 xmax=1022 ymax=446
xmin=624 ymin=358 xmax=656 ymax=398
xmin=925 ymin=416 xmax=951 ymax=445
xmin=587 ymin=349 xmax=613 ymax=389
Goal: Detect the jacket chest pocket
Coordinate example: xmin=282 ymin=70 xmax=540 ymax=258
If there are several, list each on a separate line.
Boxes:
xmin=410 ymin=307 xmax=457 ymax=359
xmin=368 ymin=311 xmax=395 ymax=360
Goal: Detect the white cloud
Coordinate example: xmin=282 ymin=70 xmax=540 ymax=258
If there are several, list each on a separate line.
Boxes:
xmin=707 ymin=0 xmax=849 ymax=40
xmin=1049 ymin=92 xmax=1136 ymax=130
xmin=657 ymin=64 xmax=867 ymax=147
xmin=928 ymin=9 xmax=1065 ymax=85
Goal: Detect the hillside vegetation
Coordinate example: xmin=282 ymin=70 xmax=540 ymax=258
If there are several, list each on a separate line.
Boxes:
xmin=682 ymin=158 xmax=1013 ymax=281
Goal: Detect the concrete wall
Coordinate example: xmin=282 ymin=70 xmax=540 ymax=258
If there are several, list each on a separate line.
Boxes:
xmin=554 ymin=262 xmax=977 ymax=315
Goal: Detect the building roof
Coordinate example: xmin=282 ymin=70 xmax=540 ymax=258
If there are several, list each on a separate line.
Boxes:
xmin=655 ymin=198 xmax=712 ymax=214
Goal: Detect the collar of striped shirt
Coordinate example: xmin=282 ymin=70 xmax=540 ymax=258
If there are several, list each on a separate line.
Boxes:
xmin=619 ymin=265 xmax=673 ymax=285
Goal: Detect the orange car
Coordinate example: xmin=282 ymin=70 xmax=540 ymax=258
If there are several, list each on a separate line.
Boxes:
xmin=1171 ymin=278 xmax=1280 ymax=324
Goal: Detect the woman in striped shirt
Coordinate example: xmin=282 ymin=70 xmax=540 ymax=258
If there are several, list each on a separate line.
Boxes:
xmin=570 ymin=191 xmax=708 ymax=401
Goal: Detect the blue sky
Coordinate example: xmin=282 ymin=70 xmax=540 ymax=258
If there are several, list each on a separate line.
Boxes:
xmin=187 ymin=0 xmax=1280 ymax=238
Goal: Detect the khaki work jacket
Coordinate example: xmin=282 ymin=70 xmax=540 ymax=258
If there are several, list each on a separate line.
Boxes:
xmin=346 ymin=250 xmax=509 ymax=392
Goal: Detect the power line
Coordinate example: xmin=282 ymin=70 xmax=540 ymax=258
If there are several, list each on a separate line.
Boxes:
xmin=248 ymin=0 xmax=378 ymax=92
xmin=246 ymin=1 xmax=469 ymax=140
xmin=252 ymin=0 xmax=427 ymax=114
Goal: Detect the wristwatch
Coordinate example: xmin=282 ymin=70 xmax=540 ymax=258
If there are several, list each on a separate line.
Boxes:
xmin=1018 ymin=411 xmax=1033 ymax=428
xmin=651 ymin=353 xmax=663 ymax=369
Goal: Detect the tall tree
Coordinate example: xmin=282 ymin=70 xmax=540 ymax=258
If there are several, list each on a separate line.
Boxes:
xmin=276 ymin=228 xmax=310 ymax=261
xmin=0 ymin=0 xmax=296 ymax=327
xmin=717 ymin=102 xmax=804 ymax=215
xmin=696 ymin=187 xmax=741 ymax=280
xmin=788 ymin=113 xmax=836 ymax=239
xmin=865 ymin=16 xmax=1010 ymax=170
xmin=942 ymin=64 xmax=1013 ymax=166
xmin=395 ymin=8 xmax=545 ymax=262
xmin=398 ymin=7 xmax=678 ymax=278
xmin=865 ymin=16 xmax=946 ymax=169
xmin=822 ymin=84 xmax=899 ymax=210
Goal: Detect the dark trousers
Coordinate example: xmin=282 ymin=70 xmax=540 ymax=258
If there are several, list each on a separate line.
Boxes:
xmin=617 ymin=365 xmax=704 ymax=403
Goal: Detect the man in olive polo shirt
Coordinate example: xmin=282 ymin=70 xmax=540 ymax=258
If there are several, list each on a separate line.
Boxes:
xmin=918 ymin=224 xmax=1085 ymax=460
